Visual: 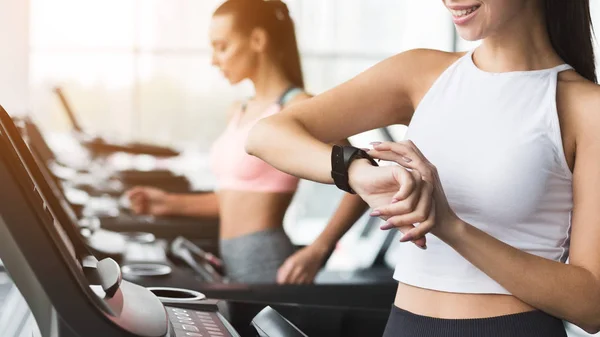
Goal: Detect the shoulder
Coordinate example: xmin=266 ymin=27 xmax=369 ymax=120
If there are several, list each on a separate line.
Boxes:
xmin=386 ymin=49 xmax=464 ymax=78
xmin=557 ymin=72 xmax=600 ymax=144
xmin=392 ymin=48 xmax=463 ymax=68
xmin=385 ymin=49 xmax=464 ymax=109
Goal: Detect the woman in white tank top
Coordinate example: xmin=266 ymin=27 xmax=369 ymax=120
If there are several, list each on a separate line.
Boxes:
xmin=246 ymin=0 xmax=600 ymax=336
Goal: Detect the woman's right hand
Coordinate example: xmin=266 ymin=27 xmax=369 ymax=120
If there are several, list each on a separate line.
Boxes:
xmin=348 ymin=158 xmax=431 ymax=249
xmin=125 ymin=186 xmax=173 ymax=216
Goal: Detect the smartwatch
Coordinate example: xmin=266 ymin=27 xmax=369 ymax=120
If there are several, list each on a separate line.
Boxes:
xmin=330 ymin=145 xmax=378 ymax=194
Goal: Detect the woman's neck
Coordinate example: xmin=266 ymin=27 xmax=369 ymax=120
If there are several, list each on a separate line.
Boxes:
xmin=249 ymin=56 xmax=293 ymax=102
xmin=476 ymin=2 xmax=563 ymax=73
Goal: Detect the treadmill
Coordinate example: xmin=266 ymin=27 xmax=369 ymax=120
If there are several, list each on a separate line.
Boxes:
xmin=19 ymin=118 xmax=218 ymax=243
xmin=0 ymin=104 xmax=313 ymax=337
xmin=3 ymin=107 xmax=398 ymax=336
xmin=54 ymin=87 xmax=180 ymax=158
xmin=22 ymin=116 xmax=190 ymax=195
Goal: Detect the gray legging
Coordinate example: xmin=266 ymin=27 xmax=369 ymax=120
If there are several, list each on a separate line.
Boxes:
xmin=219 ymin=228 xmax=296 ymax=283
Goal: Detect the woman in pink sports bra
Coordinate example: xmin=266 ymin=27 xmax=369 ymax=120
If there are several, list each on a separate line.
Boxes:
xmin=127 ymin=0 xmax=368 ymax=283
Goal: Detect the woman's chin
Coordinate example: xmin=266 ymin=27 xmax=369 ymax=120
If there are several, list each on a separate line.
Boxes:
xmin=227 ymin=77 xmax=243 ymax=85
xmin=456 ymin=25 xmax=485 ymax=42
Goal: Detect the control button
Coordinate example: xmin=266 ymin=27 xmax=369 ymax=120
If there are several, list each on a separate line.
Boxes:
xmin=205 ymin=326 xmax=220 ymax=332
xmin=196 ymin=312 xmax=210 ymax=317
xmin=186 ymin=333 xmax=203 ymax=337
xmin=203 ymin=323 xmax=218 ymax=328
xmin=178 ymin=317 xmax=192 ymax=321
xmin=173 ymin=309 xmax=188 ymax=313
xmin=182 ymin=324 xmax=200 ymax=332
xmin=179 ymin=320 xmax=194 ymax=324
xmin=208 ymin=332 xmax=223 ymax=336
xmin=175 ymin=313 xmax=190 ymax=317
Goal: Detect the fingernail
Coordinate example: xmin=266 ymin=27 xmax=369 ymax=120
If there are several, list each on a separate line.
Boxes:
xmin=416 ymin=243 xmax=427 ymax=250
xmin=370 ymin=210 xmax=381 ymax=217
xmin=370 ymin=142 xmax=382 ymax=146
xmin=402 ymin=156 xmax=412 ymax=162
xmin=361 ymin=148 xmax=371 ymax=152
xmin=391 ymin=198 xmax=399 ymax=203
xmin=380 ymin=222 xmax=393 ymax=230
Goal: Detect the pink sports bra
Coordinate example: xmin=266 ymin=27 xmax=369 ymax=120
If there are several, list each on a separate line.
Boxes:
xmin=209 ymin=88 xmax=303 ymax=193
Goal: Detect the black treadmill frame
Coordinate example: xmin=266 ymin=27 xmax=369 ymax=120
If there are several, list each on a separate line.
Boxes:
xmin=0 ymin=105 xmax=173 ymax=337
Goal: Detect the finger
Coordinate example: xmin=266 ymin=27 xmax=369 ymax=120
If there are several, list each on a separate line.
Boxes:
xmin=392 ymin=169 xmax=422 ymax=202
xmin=382 ymin=181 xmax=432 ymax=228
xmin=287 ymin=266 xmax=304 ymax=284
xmin=413 ymin=236 xmax=427 ymax=248
xmin=129 ymin=197 xmax=146 ymax=214
xmin=406 ymin=139 xmax=428 ymax=158
xmin=131 ymin=202 xmax=148 ymax=214
xmin=392 ymin=166 xmax=418 ymax=201
xmin=394 ymin=168 xmax=422 ymax=202
xmin=400 ymin=200 xmax=436 ymax=243
xmin=277 ymin=262 xmax=294 ymax=284
xmin=372 ymin=171 xmax=424 ymax=217
xmin=371 ymin=141 xmax=418 ymax=161
xmin=128 ymin=192 xmax=146 ymax=203
xmin=368 ymin=148 xmax=413 ymax=167
xmin=372 ymin=142 xmax=432 ymax=176
xmin=126 ymin=186 xmax=145 ymax=197
xmin=127 ymin=188 xmax=148 ymax=200
xmin=369 ymin=148 xmax=427 ymax=177
xmin=298 ymin=273 xmax=312 ymax=285
xmin=381 ymin=182 xmax=433 ymax=249
xmin=371 ymin=188 xmax=420 ymax=218
xmin=306 ymin=273 xmax=316 ymax=284
xmin=305 ymin=274 xmax=317 ymax=284
xmin=129 ymin=192 xmax=148 ymax=208
xmin=373 ymin=170 xmax=421 ymax=216
xmin=383 ymin=224 xmax=427 ymax=249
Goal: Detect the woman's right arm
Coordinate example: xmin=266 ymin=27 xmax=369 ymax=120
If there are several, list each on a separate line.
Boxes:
xmin=165 ymin=192 xmax=219 ymax=218
xmin=246 ymin=49 xmax=457 ymax=182
xmin=127 ymin=187 xmax=220 ymax=218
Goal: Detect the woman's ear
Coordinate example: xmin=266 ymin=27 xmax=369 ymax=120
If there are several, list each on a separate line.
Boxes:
xmin=249 ymin=27 xmax=268 ymax=53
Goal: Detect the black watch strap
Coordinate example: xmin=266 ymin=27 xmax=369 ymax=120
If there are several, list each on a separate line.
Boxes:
xmin=331 ymin=145 xmax=378 ymax=194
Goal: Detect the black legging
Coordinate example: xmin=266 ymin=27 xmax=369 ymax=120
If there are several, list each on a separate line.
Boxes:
xmin=382 ymin=305 xmax=567 ymax=337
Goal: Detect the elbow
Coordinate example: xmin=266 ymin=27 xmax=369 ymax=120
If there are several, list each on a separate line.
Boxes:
xmin=581 ymin=325 xmax=600 ymax=335
xmin=576 ymin=303 xmax=600 ymax=334
xmin=585 ymin=328 xmax=600 ymax=335
xmin=581 ymin=318 xmax=600 ymax=335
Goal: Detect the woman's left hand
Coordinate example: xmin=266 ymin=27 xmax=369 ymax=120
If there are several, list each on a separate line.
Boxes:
xmin=368 ymin=140 xmax=463 ymax=243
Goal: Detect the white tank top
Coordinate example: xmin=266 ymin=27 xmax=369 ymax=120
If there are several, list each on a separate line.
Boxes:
xmin=393 ymin=50 xmax=574 ymax=294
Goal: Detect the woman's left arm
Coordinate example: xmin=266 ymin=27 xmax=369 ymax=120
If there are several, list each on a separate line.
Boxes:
xmin=369 ymin=102 xmax=600 ymax=334
xmin=442 ymin=200 xmax=600 ymax=335
xmin=436 ymin=86 xmax=600 ymax=334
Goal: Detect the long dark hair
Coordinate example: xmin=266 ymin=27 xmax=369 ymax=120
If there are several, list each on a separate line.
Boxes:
xmin=213 ymin=0 xmax=304 ymax=88
xmin=545 ymin=0 xmax=596 ymax=83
